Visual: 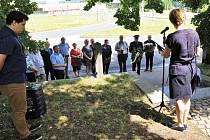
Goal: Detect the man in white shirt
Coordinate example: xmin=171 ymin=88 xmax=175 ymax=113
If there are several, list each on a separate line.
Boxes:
xmin=28 ymin=48 xmax=46 ymax=81
xmin=115 ymin=35 xmax=129 ymax=72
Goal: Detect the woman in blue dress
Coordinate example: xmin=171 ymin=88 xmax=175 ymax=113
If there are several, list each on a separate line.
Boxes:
xmin=162 ymin=9 xmax=201 ymax=131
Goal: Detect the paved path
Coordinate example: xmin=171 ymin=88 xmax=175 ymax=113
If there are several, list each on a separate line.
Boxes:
xmin=191 ymin=97 xmax=210 ymax=136
xmin=30 ymin=22 xmax=118 ymax=41
xmin=129 ymin=67 xmax=210 ymax=137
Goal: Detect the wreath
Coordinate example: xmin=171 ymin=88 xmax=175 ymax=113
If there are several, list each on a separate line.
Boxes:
xmin=131 ymin=48 xmax=144 ymax=63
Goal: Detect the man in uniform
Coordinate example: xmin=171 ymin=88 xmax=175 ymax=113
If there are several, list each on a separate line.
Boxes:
xmin=129 ymin=35 xmax=144 ymax=75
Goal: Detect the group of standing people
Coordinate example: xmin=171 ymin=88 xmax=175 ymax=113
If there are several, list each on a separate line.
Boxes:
xmin=32 ymin=34 xmax=157 ymax=80
xmin=27 ymin=37 xmax=113 ymax=80
xmin=81 ymin=38 xmax=112 ymax=76
xmin=26 ymin=32 xmax=158 ymax=80
xmin=26 ymin=37 xmax=69 ymax=81
xmin=115 ymin=34 xmax=157 ymax=75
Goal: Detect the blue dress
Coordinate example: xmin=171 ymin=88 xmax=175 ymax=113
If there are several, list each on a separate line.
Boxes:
xmin=166 ymin=29 xmax=200 ymax=100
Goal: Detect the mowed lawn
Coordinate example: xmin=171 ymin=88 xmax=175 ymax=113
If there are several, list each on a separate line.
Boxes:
xmin=82 ymin=19 xmax=196 ymax=38
xmin=26 ymin=13 xmax=108 ymax=32
xmin=25 ymin=13 xmax=196 ymax=36
xmin=0 ymin=74 xmax=208 ymax=140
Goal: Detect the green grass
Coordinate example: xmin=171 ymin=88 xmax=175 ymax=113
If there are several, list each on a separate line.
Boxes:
xmin=198 ymin=63 xmax=210 ymax=76
xmin=26 ymin=13 xmax=108 ymax=32
xmin=82 ymin=19 xmax=196 ymax=38
xmin=0 ymin=74 xmax=208 ymax=140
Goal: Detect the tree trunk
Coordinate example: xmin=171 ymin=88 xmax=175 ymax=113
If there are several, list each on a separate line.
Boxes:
xmin=203 ymin=47 xmax=210 ymax=64
xmin=205 ymin=54 xmax=210 ymax=64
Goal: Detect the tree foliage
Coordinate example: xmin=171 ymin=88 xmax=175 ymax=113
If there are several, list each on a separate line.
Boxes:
xmin=192 ymin=5 xmax=210 ymax=63
xmin=0 ymin=0 xmax=37 ymax=26
xmin=192 ymin=6 xmax=210 ymax=49
xmin=0 ymin=0 xmax=37 ymax=14
xmin=144 ymin=0 xmax=164 ymax=13
xmin=84 ymin=0 xmax=165 ymax=31
xmin=176 ymin=0 xmax=209 ymax=11
xmin=114 ymin=0 xmax=141 ymax=31
xmin=0 ymin=0 xmax=46 ymax=52
xmin=163 ymin=0 xmax=174 ymax=10
xmin=19 ymin=31 xmax=47 ymax=53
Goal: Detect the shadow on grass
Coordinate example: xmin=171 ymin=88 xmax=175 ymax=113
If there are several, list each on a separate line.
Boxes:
xmin=0 ymin=74 xmax=175 ymax=140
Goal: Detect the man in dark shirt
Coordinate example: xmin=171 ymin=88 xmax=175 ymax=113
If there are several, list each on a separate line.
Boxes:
xmin=102 ymin=39 xmax=112 ymax=74
xmin=40 ymin=39 xmax=55 ymax=81
xmin=144 ymin=35 xmax=156 ymax=72
xmin=0 ymin=11 xmax=42 ymax=140
xmin=90 ymin=38 xmax=96 ymax=75
xmin=129 ymin=35 xmax=143 ymax=75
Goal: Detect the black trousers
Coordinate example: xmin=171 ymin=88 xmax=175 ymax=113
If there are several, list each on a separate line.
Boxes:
xmin=44 ymin=66 xmax=55 ymax=81
xmin=103 ymin=62 xmax=110 ymax=74
xmin=117 ymin=54 xmax=128 ymax=72
xmin=132 ymin=58 xmax=141 ymax=74
xmin=26 ymin=72 xmax=36 ymax=82
xmin=145 ymin=52 xmax=154 ymax=70
xmin=53 ymin=70 xmax=64 ymax=80
xmin=64 ymin=55 xmax=69 ymax=78
xmin=92 ymin=58 xmax=96 ymax=74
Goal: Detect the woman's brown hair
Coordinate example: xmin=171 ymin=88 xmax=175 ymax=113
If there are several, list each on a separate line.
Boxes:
xmin=169 ymin=9 xmax=186 ymax=27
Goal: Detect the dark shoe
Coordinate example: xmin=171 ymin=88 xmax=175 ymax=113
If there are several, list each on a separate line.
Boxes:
xmin=29 ymin=123 xmax=42 ymax=132
xmin=20 ymin=134 xmax=42 ymax=140
xmin=150 ymin=69 xmax=152 ymax=72
xmin=171 ymin=125 xmax=185 ymax=132
xmin=144 ymin=69 xmax=148 ymax=72
xmin=137 ymin=71 xmax=140 ymax=75
xmin=184 ymin=124 xmax=188 ymax=130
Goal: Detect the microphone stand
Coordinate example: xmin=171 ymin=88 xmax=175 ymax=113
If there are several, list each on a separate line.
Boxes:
xmin=153 ymin=32 xmax=169 ymax=112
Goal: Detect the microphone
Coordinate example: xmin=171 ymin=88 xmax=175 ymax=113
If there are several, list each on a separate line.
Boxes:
xmin=160 ymin=27 xmax=169 ymax=34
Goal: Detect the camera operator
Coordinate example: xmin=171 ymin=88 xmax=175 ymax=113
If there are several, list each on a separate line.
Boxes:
xmin=161 ymin=9 xmax=200 ymax=131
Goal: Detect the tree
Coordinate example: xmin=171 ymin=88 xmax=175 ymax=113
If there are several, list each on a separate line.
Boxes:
xmin=0 ymin=0 xmax=46 ymax=52
xmin=192 ymin=4 xmax=210 ymax=64
xmin=177 ymin=0 xmax=209 ymax=11
xmin=163 ymin=0 xmax=174 ymax=10
xmin=84 ymin=0 xmax=165 ymax=31
xmin=0 ymin=0 xmax=37 ymax=25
